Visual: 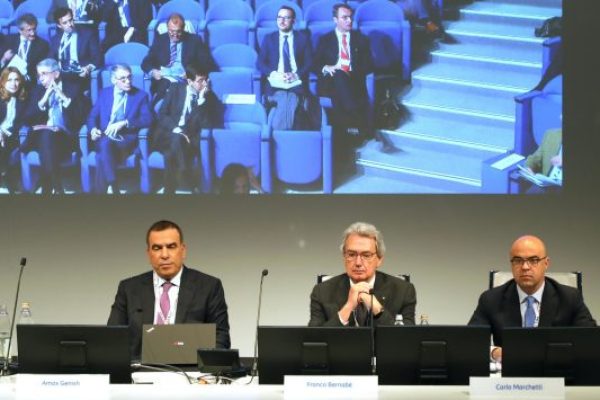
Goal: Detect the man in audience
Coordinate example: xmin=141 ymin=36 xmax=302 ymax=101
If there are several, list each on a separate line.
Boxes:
xmin=99 ymin=0 xmax=153 ymax=51
xmin=309 ymin=221 xmax=416 ymax=327
xmin=0 ymin=13 xmax=49 ymax=85
xmin=468 ymin=235 xmax=596 ymax=362
xmin=49 ymin=7 xmax=102 ymax=90
xmin=108 ymin=219 xmax=231 ymax=359
xmin=152 ymin=63 xmax=220 ymax=194
xmin=21 ymin=58 xmax=88 ymax=194
xmin=523 ymin=127 xmax=562 ymax=192
xmin=142 ymin=13 xmax=215 ymax=104
xmin=47 ymin=0 xmax=102 ymax=25
xmin=87 ymin=63 xmax=152 ymax=194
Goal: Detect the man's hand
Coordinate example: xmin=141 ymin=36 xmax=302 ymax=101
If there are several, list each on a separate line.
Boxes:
xmin=79 ymin=65 xmax=94 ymax=77
xmin=322 ymin=65 xmax=339 ymax=77
xmin=551 ymin=154 xmax=562 ymax=167
xmin=358 ymin=291 xmax=383 ymax=315
xmin=151 ymin=69 xmax=162 ymax=80
xmin=338 ymin=281 xmax=372 ymax=324
xmin=282 ymin=72 xmax=298 ymax=83
xmin=1 ymin=49 xmax=14 ymax=65
xmin=90 ymin=127 xmax=102 ymax=141
xmin=105 ymin=121 xmax=127 ymax=138
xmin=491 ymin=346 xmax=502 ymax=362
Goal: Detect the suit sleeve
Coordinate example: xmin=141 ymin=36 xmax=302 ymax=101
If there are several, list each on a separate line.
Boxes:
xmin=468 ymin=292 xmax=492 ymax=326
xmin=256 ymin=35 xmax=273 ymax=76
xmin=308 ymin=284 xmax=344 ymax=327
xmin=86 ymin=92 xmax=102 ymax=130
xmin=377 ymin=282 xmax=416 ymax=326
xmin=141 ymin=37 xmax=161 ymax=73
xmin=156 ymin=87 xmax=179 ymax=132
xmin=205 ymin=279 xmax=231 ymax=349
xmin=571 ymin=291 xmax=597 ymax=327
xmin=107 ymin=280 xmax=130 ymax=326
xmin=127 ymin=92 xmax=153 ymax=131
xmin=297 ymin=32 xmax=313 ymax=79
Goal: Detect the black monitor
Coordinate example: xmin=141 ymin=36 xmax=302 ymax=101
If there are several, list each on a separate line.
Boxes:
xmin=17 ymin=324 xmax=132 ymax=384
xmin=257 ymin=326 xmax=372 ymax=384
xmin=502 ymin=327 xmax=600 ymax=386
xmin=376 ymin=325 xmax=490 ymax=385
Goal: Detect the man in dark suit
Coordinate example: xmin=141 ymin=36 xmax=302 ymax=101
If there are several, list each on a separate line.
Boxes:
xmin=21 ymin=58 xmax=88 ymax=193
xmin=141 ymin=13 xmax=216 ymax=104
xmin=152 ymin=63 xmax=220 ymax=194
xmin=309 ymin=222 xmax=417 ymax=327
xmin=468 ymin=235 xmax=596 ymax=362
xmin=108 ymin=220 xmax=231 ymax=359
xmin=87 ymin=63 xmax=152 ymax=194
xmin=313 ymin=3 xmax=372 ymax=137
xmin=257 ymin=5 xmax=312 ymax=97
xmin=47 ymin=0 xmax=102 ymax=25
xmin=99 ymin=0 xmax=153 ymax=51
xmin=49 ymin=7 xmax=102 ymax=89
xmin=0 ymin=13 xmax=50 ymax=85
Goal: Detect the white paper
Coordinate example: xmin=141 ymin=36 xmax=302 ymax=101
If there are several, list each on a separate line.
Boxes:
xmin=490 ymin=153 xmax=525 ymax=170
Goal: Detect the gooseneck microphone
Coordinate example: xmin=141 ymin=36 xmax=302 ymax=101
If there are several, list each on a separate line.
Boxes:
xmin=369 ymin=288 xmax=376 ymax=375
xmin=2 ymin=257 xmax=27 ymax=376
xmin=251 ymin=269 xmax=269 ymax=378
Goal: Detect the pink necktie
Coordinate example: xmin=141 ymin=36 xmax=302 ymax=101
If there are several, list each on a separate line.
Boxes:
xmin=341 ymin=34 xmax=350 ymax=72
xmin=157 ymin=281 xmax=173 ymax=325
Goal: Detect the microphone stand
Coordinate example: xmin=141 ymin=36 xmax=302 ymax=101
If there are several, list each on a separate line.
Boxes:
xmin=2 ymin=258 xmax=26 ymax=376
xmin=251 ymin=269 xmax=268 ymax=378
xmin=369 ymin=289 xmax=376 ymax=375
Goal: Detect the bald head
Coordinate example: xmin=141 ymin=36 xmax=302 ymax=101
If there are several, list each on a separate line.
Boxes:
xmin=510 ymin=235 xmax=550 ymax=294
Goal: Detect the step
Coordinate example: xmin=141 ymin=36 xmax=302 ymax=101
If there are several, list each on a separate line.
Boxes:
xmin=447 ymin=19 xmax=541 ymax=39
xmin=462 ymin=2 xmax=561 ymax=22
xmin=355 ymin=141 xmax=487 ymax=193
xmin=436 ymin=41 xmax=542 ymax=65
xmin=485 ymin=0 xmax=562 ymax=9
xmin=443 ymin=28 xmax=546 ymax=57
xmin=392 ymin=113 xmax=514 ymax=151
xmin=414 ymin=60 xmax=540 ymax=92
xmin=333 ymin=173 xmax=453 ymax=194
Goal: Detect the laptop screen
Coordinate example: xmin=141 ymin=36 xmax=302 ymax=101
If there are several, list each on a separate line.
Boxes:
xmin=141 ymin=323 xmax=216 ymax=365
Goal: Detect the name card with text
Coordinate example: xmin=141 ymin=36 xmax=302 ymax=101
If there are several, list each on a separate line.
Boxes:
xmin=470 ymin=377 xmax=565 ymax=399
xmin=284 ymin=375 xmax=377 ymax=398
xmin=16 ymin=374 xmax=109 ymax=400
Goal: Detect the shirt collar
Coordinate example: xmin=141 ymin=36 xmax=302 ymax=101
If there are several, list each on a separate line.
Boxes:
xmin=153 ymin=266 xmax=183 ymax=288
xmin=349 ymin=273 xmax=376 ymax=289
xmin=516 ymin=280 xmax=545 ymax=304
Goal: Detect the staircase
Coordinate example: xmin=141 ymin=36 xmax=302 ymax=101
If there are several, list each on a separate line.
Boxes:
xmin=340 ymin=0 xmax=562 ymax=194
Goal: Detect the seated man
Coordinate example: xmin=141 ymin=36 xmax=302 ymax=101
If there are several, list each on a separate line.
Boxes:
xmin=522 ymin=127 xmax=562 ymax=193
xmin=141 ymin=13 xmax=215 ymax=105
xmin=468 ymin=235 xmax=596 ymax=363
xmin=107 ymin=220 xmax=231 ymax=359
xmin=47 ymin=0 xmax=102 ymax=25
xmin=21 ymin=58 xmax=88 ymax=194
xmin=49 ymin=7 xmax=102 ymax=90
xmin=309 ymin=222 xmax=416 ymax=327
xmin=87 ymin=63 xmax=152 ymax=194
xmin=152 ymin=64 xmax=220 ymax=194
xmin=0 ymin=13 xmax=50 ymax=85
xmin=99 ymin=0 xmax=153 ymax=51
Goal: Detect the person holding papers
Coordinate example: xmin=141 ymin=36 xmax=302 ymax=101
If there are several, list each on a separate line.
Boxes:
xmin=86 ymin=63 xmax=152 ymax=194
xmin=151 ymin=64 xmax=220 ymax=194
xmin=468 ymin=235 xmax=596 ymax=363
xmin=141 ymin=13 xmax=216 ymax=105
xmin=309 ymin=222 xmax=417 ymax=327
xmin=108 ymin=220 xmax=231 ymax=359
xmin=21 ymin=58 xmax=88 ymax=194
xmin=521 ymin=128 xmax=562 ymax=192
xmin=0 ymin=67 xmax=28 ymax=193
xmin=0 ymin=14 xmax=50 ymax=85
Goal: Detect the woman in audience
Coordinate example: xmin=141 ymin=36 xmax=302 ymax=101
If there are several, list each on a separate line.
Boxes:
xmin=0 ymin=67 xmax=27 ymax=193
xmin=219 ymin=163 xmax=262 ymax=194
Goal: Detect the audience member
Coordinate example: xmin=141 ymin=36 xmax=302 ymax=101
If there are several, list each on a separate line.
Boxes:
xmin=100 ymin=0 xmax=153 ymax=51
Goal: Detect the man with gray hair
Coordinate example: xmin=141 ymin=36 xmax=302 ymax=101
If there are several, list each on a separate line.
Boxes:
xmin=86 ymin=63 xmax=152 ymax=193
xmin=309 ymin=222 xmax=416 ymax=326
xmin=21 ymin=57 xmax=88 ymax=193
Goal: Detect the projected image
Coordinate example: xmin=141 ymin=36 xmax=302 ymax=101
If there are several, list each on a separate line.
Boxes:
xmin=0 ymin=0 xmax=562 ymax=195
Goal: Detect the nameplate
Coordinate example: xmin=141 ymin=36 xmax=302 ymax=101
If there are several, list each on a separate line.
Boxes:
xmin=284 ymin=375 xmax=377 ymax=398
xmin=491 ymin=153 xmax=524 ymax=170
xmin=223 ymin=94 xmax=256 ymax=104
xmin=470 ymin=377 xmax=565 ymax=399
xmin=16 ymin=374 xmax=109 ymax=400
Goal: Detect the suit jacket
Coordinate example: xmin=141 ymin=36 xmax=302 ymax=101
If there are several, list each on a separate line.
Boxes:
xmin=23 ymin=79 xmax=88 ymax=139
xmin=0 ymin=96 xmax=27 ymax=136
xmin=100 ymin=0 xmax=153 ymax=48
xmin=526 ymin=128 xmax=562 ymax=176
xmin=141 ymin=32 xmax=216 ymax=74
xmin=312 ymin=29 xmax=372 ymax=96
xmin=257 ymin=30 xmax=312 ymax=94
xmin=309 ymin=271 xmax=417 ymax=327
xmin=154 ymin=82 xmax=220 ymax=140
xmin=0 ymin=34 xmax=50 ymax=82
xmin=49 ymin=27 xmax=103 ymax=69
xmin=86 ymin=85 xmax=152 ymax=133
xmin=107 ymin=266 xmax=231 ymax=358
xmin=468 ymin=277 xmax=596 ymax=346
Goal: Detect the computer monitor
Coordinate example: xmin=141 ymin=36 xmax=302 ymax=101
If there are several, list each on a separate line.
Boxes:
xmin=502 ymin=327 xmax=600 ymax=386
xmin=376 ymin=325 xmax=490 ymax=385
xmin=257 ymin=326 xmax=372 ymax=384
xmin=17 ymin=325 xmax=132 ymax=384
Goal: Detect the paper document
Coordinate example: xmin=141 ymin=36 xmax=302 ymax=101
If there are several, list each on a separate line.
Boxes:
xmin=268 ymin=76 xmax=302 ymax=90
xmin=517 ymin=164 xmax=562 ymax=187
xmin=7 ymin=54 xmax=27 ymax=76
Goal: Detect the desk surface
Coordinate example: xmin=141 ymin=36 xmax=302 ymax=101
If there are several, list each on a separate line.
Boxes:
xmin=2 ymin=373 xmax=600 ymax=400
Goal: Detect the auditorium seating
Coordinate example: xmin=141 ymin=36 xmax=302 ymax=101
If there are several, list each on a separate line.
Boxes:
xmin=147 ymin=0 xmax=205 ymax=44
xmin=204 ymin=0 xmax=254 ymax=49
xmin=209 ymin=43 xmax=261 ymax=99
xmin=7 ymin=0 xmax=52 ymax=41
xmin=253 ymin=0 xmax=304 ymax=49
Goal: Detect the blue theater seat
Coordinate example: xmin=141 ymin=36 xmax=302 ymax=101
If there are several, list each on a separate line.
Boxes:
xmin=204 ymin=0 xmax=254 ymax=49
xmin=209 ymin=43 xmax=261 ymax=99
xmin=253 ymin=0 xmax=303 ymax=50
xmin=8 ymin=0 xmax=52 ymax=41
xmin=147 ymin=0 xmax=205 ymax=44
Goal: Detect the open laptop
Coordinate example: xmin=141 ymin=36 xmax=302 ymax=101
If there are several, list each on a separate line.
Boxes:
xmin=141 ymin=323 xmax=216 ymax=365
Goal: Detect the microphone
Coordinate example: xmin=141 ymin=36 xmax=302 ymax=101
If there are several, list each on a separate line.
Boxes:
xmin=369 ymin=288 xmax=376 ymax=375
xmin=251 ymin=269 xmax=268 ymax=378
xmin=2 ymin=257 xmax=26 ymax=376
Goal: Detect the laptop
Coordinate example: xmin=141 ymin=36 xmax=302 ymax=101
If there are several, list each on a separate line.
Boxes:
xmin=141 ymin=323 xmax=216 ymax=365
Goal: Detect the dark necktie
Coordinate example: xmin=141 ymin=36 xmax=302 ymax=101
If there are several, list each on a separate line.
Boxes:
xmin=122 ymin=0 xmax=131 ymax=26
xmin=169 ymin=42 xmax=177 ymax=66
xmin=62 ymin=33 xmax=72 ymax=65
xmin=112 ymin=91 xmax=126 ymax=123
xmin=355 ymin=303 xmax=369 ymax=326
xmin=282 ymin=35 xmax=291 ymax=73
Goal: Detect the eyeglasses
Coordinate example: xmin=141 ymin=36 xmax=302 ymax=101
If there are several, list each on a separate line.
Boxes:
xmin=168 ymin=29 xmax=183 ymax=36
xmin=344 ymin=251 xmax=377 ymax=262
xmin=510 ymin=256 xmax=547 ymax=267
xmin=115 ymin=75 xmax=132 ymax=82
xmin=277 ymin=16 xmax=293 ymax=21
